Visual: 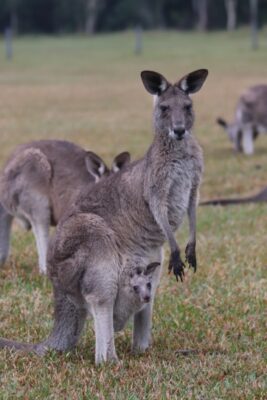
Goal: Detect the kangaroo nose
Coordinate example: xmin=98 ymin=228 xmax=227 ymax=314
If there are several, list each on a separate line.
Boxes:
xmin=173 ymin=126 xmax=185 ymax=140
xmin=144 ymin=296 xmax=151 ymax=303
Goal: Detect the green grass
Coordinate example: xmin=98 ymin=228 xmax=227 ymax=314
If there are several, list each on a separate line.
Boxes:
xmin=0 ymin=29 xmax=267 ymax=399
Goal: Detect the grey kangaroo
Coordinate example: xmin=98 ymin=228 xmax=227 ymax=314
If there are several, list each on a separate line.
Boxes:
xmin=0 ymin=68 xmax=208 ymax=364
xmin=217 ymin=85 xmax=267 ymax=155
xmin=200 ymin=185 xmax=267 ymax=206
xmin=0 ymin=140 xmax=130 ymax=273
xmin=0 ymin=260 xmax=161 ymax=351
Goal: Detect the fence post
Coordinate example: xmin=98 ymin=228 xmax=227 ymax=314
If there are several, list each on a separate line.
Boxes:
xmin=4 ymin=27 xmax=13 ymax=60
xmin=134 ymin=25 xmax=143 ymax=55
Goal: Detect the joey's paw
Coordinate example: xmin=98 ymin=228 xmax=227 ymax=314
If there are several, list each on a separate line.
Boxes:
xmin=185 ymin=243 xmax=197 ymax=272
xmin=168 ymin=250 xmax=185 ymax=282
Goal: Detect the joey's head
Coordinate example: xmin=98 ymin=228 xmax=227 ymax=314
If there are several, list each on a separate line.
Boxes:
xmin=85 ymin=151 xmax=131 ymax=183
xmin=128 ymin=262 xmax=161 ymax=304
xmin=141 ymin=69 xmax=208 ymax=140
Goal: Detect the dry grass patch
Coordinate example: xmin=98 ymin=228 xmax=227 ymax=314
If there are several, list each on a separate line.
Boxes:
xmin=0 ymin=30 xmax=267 ymax=399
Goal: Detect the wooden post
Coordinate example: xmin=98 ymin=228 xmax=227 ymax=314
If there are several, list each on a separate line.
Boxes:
xmin=250 ymin=0 xmax=258 ymax=50
xmin=134 ymin=25 xmax=143 ymax=55
xmin=4 ymin=27 xmax=13 ymax=60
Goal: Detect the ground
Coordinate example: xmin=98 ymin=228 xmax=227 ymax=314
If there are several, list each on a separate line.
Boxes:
xmin=0 ymin=29 xmax=266 ymax=399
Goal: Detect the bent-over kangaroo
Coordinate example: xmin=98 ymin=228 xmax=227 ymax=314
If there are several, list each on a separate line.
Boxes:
xmin=217 ymin=85 xmax=267 ymax=155
xmin=200 ymin=185 xmax=267 ymax=206
xmin=0 ymin=68 xmax=208 ymax=364
xmin=0 ymin=140 xmax=130 ymax=273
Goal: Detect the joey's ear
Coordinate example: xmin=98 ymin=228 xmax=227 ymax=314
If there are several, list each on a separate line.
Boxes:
xmin=112 ymin=151 xmax=131 ymax=173
xmin=144 ymin=262 xmax=161 ymax=276
xmin=141 ymin=71 xmax=170 ymax=95
xmin=217 ymin=117 xmax=228 ymax=129
xmin=85 ymin=151 xmax=109 ymax=182
xmin=177 ymin=69 xmax=208 ymax=94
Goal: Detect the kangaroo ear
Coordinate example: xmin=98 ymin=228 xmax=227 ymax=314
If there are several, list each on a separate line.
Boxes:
xmin=177 ymin=69 xmax=208 ymax=94
xmin=85 ymin=151 xmax=109 ymax=182
xmin=141 ymin=71 xmax=170 ymax=95
xmin=217 ymin=117 xmax=228 ymax=129
xmin=144 ymin=262 xmax=161 ymax=276
xmin=112 ymin=151 xmax=131 ymax=173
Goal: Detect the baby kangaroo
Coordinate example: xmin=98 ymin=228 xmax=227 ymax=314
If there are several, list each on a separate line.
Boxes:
xmin=114 ymin=261 xmax=161 ymax=333
xmin=0 ymin=260 xmax=161 ymax=353
xmin=0 ymin=68 xmax=208 ymax=364
xmin=0 ymin=140 xmax=130 ymax=273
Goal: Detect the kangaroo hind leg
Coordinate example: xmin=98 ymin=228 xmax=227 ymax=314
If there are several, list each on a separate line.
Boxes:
xmin=0 ymin=203 xmax=13 ymax=268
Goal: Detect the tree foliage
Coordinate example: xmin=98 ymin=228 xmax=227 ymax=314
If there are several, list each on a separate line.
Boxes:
xmin=0 ymin=0 xmax=265 ymax=34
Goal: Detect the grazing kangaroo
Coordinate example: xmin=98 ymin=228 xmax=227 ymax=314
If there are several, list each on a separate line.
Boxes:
xmin=0 ymin=68 xmax=208 ymax=364
xmin=0 ymin=140 xmax=130 ymax=273
xmin=200 ymin=185 xmax=267 ymax=206
xmin=217 ymin=85 xmax=267 ymax=155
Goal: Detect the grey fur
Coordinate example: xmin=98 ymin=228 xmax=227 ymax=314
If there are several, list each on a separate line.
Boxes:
xmin=0 ymin=140 xmax=130 ymax=273
xmin=0 ymin=69 xmax=208 ymax=364
xmin=0 ymin=260 xmax=161 ymax=356
xmin=200 ymin=185 xmax=267 ymax=206
xmin=217 ymin=85 xmax=267 ymax=155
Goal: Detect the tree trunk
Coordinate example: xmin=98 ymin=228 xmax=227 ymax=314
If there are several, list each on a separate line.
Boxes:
xmin=85 ymin=0 xmax=99 ymax=35
xmin=155 ymin=0 xmax=166 ymax=29
xmin=250 ymin=0 xmax=258 ymax=49
xmin=224 ymin=0 xmax=237 ymax=31
xmin=192 ymin=0 xmax=208 ymax=31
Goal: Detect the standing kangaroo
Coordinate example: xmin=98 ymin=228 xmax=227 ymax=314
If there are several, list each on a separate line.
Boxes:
xmin=217 ymin=85 xmax=267 ymax=155
xmin=0 ymin=69 xmax=208 ymax=364
xmin=0 ymin=140 xmax=130 ymax=273
xmin=200 ymin=185 xmax=267 ymax=206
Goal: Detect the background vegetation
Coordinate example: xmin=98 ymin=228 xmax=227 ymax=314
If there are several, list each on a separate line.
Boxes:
xmin=0 ymin=29 xmax=266 ymax=399
xmin=0 ymin=0 xmax=266 ymax=34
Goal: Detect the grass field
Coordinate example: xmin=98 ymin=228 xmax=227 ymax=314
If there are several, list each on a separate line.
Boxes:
xmin=0 ymin=29 xmax=266 ymax=399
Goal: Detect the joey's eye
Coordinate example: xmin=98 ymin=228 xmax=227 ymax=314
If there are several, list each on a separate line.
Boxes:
xmin=184 ymin=104 xmax=192 ymax=112
xmin=160 ymin=105 xmax=169 ymax=113
xmin=133 ymin=285 xmax=139 ymax=293
xmin=147 ymin=282 xmax=151 ymax=290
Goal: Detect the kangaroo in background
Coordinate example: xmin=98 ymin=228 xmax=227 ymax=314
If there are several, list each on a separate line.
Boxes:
xmin=217 ymin=85 xmax=267 ymax=155
xmin=200 ymin=185 xmax=267 ymax=206
xmin=0 ymin=68 xmax=208 ymax=364
xmin=0 ymin=140 xmax=130 ymax=273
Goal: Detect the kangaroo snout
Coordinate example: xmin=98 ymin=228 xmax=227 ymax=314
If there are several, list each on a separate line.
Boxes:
xmin=173 ymin=126 xmax=186 ymax=140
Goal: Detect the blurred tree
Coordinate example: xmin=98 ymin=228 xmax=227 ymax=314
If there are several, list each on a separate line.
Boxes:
xmin=53 ymin=0 xmax=85 ymax=33
xmin=192 ymin=0 xmax=208 ymax=31
xmin=164 ymin=0 xmax=194 ymax=29
xmin=154 ymin=0 xmax=166 ymax=28
xmin=0 ymin=0 xmax=267 ymax=35
xmin=85 ymin=0 xmax=105 ymax=34
xmin=250 ymin=0 xmax=258 ymax=49
xmin=225 ymin=0 xmax=237 ymax=31
xmin=17 ymin=0 xmax=54 ymax=33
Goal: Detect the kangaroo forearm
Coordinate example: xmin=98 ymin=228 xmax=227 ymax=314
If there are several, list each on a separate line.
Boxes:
xmin=187 ymin=203 xmax=197 ymax=245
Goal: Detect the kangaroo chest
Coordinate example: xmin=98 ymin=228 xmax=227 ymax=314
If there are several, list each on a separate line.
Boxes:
xmin=167 ymin=161 xmax=195 ymax=229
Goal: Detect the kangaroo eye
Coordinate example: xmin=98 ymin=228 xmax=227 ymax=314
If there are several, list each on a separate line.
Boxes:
xmin=147 ymin=282 xmax=151 ymax=290
xmin=184 ymin=104 xmax=192 ymax=112
xmin=160 ymin=105 xmax=169 ymax=113
xmin=133 ymin=285 xmax=139 ymax=293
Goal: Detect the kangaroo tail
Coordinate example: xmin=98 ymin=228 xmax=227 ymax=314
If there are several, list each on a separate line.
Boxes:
xmin=0 ymin=337 xmax=47 ymax=355
xmin=0 ymin=202 xmax=13 ymax=267
xmin=200 ymin=188 xmax=267 ymax=206
xmin=199 ymin=197 xmax=254 ymax=206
